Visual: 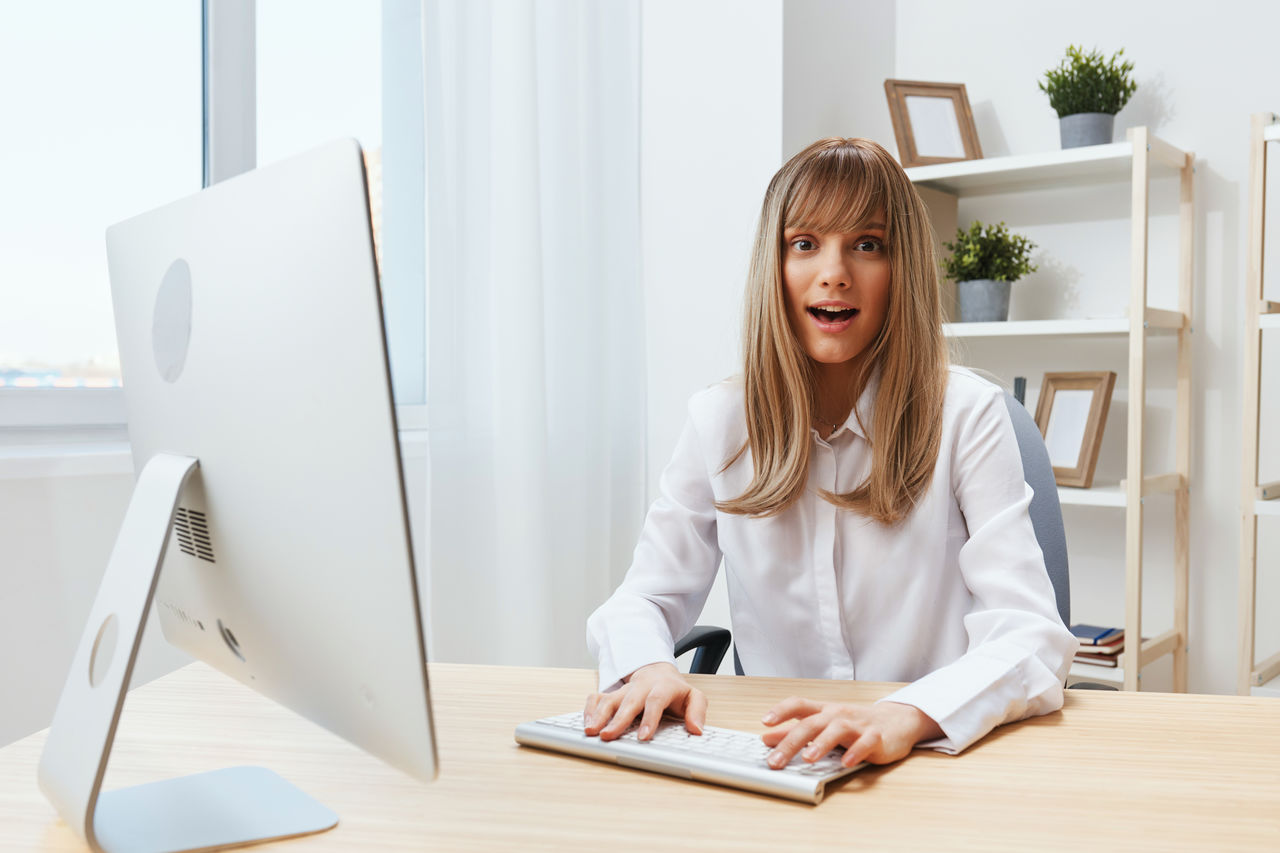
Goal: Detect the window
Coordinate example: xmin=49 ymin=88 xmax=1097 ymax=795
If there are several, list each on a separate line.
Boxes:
xmin=0 ymin=3 xmax=201 ymax=401
xmin=1 ymin=0 xmax=425 ymax=431
xmin=257 ymin=1 xmax=426 ymax=414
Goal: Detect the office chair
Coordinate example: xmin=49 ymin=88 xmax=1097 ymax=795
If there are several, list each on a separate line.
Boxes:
xmin=675 ymin=391 xmax=1115 ymax=690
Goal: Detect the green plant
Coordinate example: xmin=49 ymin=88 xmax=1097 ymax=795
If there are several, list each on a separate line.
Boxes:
xmin=1039 ymin=46 xmax=1137 ymax=117
xmin=942 ymin=222 xmax=1037 ymax=283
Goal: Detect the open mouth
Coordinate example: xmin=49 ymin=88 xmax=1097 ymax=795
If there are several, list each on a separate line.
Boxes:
xmin=807 ymin=306 xmax=859 ymax=323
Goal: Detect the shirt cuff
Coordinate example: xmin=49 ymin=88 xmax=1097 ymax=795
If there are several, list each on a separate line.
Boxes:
xmin=874 ymin=647 xmax=1036 ymax=755
xmin=596 ymin=638 xmax=678 ymax=693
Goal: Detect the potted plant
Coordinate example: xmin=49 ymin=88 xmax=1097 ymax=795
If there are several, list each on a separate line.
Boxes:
xmin=942 ymin=221 xmax=1037 ymax=322
xmin=1039 ymin=45 xmax=1137 ymax=149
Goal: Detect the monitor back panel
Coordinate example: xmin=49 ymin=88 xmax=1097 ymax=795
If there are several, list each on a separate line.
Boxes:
xmin=105 ymin=139 xmax=436 ymax=782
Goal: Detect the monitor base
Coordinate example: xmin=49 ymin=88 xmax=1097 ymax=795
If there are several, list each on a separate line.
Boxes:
xmin=94 ymin=766 xmax=337 ymax=853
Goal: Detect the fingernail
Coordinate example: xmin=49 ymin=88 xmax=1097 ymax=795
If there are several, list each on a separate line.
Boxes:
xmin=767 ymin=750 xmax=783 ymax=766
xmin=638 ymin=725 xmax=650 ymax=739
xmin=803 ymin=746 xmax=818 ymax=759
xmin=762 ymin=712 xmax=776 ymax=724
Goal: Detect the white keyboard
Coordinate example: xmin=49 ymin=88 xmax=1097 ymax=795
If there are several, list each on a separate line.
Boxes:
xmin=514 ymin=711 xmax=863 ymax=803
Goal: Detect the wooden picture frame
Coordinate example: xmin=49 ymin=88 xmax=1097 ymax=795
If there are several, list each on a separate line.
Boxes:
xmin=1033 ymin=371 xmax=1117 ymax=488
xmin=883 ymin=79 xmax=983 ymax=168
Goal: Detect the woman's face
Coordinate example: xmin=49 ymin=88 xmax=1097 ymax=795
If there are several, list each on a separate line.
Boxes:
xmin=781 ymin=215 xmax=891 ymax=372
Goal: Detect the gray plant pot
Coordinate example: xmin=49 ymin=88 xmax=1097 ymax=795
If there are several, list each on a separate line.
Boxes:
xmin=955 ymin=278 xmax=1011 ymax=322
xmin=1059 ymin=112 xmax=1115 ymax=149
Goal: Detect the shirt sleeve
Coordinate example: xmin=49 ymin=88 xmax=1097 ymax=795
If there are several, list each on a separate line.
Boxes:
xmin=586 ymin=406 xmax=724 ymax=692
xmin=877 ymin=387 xmax=1079 ymax=754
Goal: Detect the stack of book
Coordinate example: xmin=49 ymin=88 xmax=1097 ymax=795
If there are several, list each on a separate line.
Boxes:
xmin=1070 ymin=624 xmax=1123 ymax=667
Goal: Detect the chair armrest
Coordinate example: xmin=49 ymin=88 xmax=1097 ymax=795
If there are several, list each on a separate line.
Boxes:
xmin=674 ymin=625 xmax=731 ymax=675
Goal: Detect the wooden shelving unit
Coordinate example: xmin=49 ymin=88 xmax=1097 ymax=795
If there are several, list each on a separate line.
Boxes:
xmin=909 ymin=127 xmax=1195 ymax=692
xmin=1239 ymin=112 xmax=1280 ymax=697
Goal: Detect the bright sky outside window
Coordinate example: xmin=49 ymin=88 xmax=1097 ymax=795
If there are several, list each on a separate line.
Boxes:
xmin=256 ymin=2 xmax=381 ymax=173
xmin=0 ymin=2 xmax=201 ymax=389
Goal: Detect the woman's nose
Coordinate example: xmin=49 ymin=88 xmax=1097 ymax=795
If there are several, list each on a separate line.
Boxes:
xmin=819 ymin=250 xmax=852 ymax=288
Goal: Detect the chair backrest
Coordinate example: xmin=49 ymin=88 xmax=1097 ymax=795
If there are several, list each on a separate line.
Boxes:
xmin=1001 ymin=392 xmax=1070 ymax=626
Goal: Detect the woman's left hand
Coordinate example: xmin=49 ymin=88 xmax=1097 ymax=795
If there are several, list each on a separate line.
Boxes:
xmin=759 ymin=697 xmax=943 ymax=769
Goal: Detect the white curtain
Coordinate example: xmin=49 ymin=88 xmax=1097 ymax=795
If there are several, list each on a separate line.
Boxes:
xmin=421 ymin=0 xmax=646 ymax=666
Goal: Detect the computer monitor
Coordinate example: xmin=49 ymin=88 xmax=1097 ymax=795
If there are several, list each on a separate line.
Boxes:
xmin=38 ymin=139 xmax=435 ymax=853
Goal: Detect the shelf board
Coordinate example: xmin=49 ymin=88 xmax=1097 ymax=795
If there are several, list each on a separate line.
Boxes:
xmin=945 ymin=318 xmax=1130 ymax=338
xmin=1266 ymin=123 xmax=1280 ymax=143
xmin=1059 ymin=483 xmax=1126 ymax=508
xmin=1251 ymin=675 xmax=1280 ymax=697
xmin=906 ymin=139 xmax=1185 ymax=196
xmin=944 ymin=311 xmax=1186 ymax=338
xmin=1260 ymin=314 xmax=1280 ymax=330
xmin=1255 ymin=500 xmax=1280 ymax=517
xmin=1068 ymin=660 xmax=1124 ymax=684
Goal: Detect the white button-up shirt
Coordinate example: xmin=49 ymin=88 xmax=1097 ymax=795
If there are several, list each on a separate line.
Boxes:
xmin=587 ymin=366 xmax=1078 ymax=754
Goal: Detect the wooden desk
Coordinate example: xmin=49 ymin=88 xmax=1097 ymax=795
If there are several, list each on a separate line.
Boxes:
xmin=2 ymin=663 xmax=1278 ymax=851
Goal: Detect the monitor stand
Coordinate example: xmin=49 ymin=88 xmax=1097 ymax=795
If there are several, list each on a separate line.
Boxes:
xmin=37 ymin=453 xmax=339 ymax=853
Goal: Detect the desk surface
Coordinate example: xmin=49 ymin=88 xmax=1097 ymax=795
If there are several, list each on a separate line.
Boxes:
xmin=2 ymin=663 xmax=1278 ymax=851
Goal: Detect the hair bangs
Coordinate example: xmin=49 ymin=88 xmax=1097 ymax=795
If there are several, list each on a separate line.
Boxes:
xmin=783 ymin=146 xmax=889 ymax=237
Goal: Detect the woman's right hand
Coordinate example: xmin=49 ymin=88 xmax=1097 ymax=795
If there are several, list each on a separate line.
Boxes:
xmin=582 ymin=662 xmax=708 ymax=742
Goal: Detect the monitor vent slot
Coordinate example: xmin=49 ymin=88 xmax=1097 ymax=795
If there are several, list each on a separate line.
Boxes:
xmin=173 ymin=507 xmax=216 ymax=563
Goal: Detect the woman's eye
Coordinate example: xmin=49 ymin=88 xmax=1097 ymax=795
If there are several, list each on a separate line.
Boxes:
xmin=856 ymin=238 xmax=884 ymax=252
xmin=792 ymin=239 xmax=816 ymax=252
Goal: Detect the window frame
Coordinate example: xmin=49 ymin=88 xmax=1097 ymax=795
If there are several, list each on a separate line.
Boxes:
xmin=2 ymin=0 xmax=428 ymax=436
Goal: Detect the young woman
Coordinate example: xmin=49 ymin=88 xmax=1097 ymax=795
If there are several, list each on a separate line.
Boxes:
xmin=584 ymin=137 xmax=1076 ymax=770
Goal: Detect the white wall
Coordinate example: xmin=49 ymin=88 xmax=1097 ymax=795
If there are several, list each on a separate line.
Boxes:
xmin=641 ymin=0 xmax=783 ymax=493
xmin=893 ymin=0 xmax=1280 ymax=694
xmin=639 ymin=0 xmax=785 ymax=651
xmin=783 ymin=0 xmax=896 ymax=160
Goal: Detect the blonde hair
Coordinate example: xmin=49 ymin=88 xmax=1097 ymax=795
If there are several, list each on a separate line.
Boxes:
xmin=716 ymin=138 xmax=948 ymax=524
